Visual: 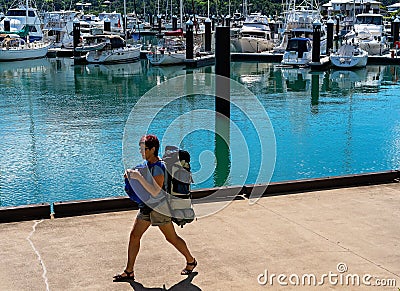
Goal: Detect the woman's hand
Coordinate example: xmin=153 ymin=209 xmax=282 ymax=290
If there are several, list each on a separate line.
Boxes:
xmin=125 ymin=169 xmax=142 ymax=180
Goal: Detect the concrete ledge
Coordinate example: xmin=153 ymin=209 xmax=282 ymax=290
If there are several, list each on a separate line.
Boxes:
xmin=0 ymin=203 xmax=51 ymax=223
xmin=191 ymin=185 xmax=245 ymax=202
xmin=244 ymin=170 xmax=400 ymax=198
xmin=53 ymin=196 xmax=138 ymax=218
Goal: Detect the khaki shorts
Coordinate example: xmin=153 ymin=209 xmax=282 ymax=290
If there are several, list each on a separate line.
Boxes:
xmin=137 ymin=208 xmax=171 ymax=226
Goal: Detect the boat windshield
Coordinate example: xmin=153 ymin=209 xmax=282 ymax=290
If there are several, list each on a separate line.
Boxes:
xmin=355 ymin=16 xmax=382 ymax=25
xmin=286 ymin=39 xmax=311 ymax=54
xmin=6 ymin=10 xmax=36 ymax=17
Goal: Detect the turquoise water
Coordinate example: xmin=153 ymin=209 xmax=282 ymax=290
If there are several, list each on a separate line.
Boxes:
xmin=0 ymin=58 xmax=399 ymax=207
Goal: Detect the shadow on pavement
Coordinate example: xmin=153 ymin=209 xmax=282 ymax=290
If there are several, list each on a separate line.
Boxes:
xmin=129 ymin=272 xmax=200 ymax=290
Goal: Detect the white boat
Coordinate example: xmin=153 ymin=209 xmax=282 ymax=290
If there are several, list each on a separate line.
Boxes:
xmin=147 ymin=29 xmax=187 ymax=66
xmin=84 ymin=34 xmax=141 ymax=64
xmin=231 ymin=13 xmax=275 ymax=53
xmin=274 ymin=0 xmax=326 ymax=55
xmin=330 ymin=44 xmax=368 ymax=68
xmin=42 ymin=10 xmax=81 ymax=49
xmin=281 ymin=37 xmax=312 ymax=66
xmin=0 ymin=34 xmax=50 ymax=61
xmin=147 ymin=50 xmax=186 ymax=66
xmin=345 ymin=13 xmax=389 ymax=56
xmin=0 ymin=3 xmax=43 ymax=42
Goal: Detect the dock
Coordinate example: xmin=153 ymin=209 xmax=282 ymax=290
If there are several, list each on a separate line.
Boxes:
xmin=47 ymin=49 xmax=400 ymax=70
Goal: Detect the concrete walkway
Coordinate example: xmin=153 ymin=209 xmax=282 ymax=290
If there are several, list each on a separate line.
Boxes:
xmin=0 ymin=183 xmax=399 ymax=290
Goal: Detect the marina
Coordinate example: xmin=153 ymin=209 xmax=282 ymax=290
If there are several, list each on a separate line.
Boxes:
xmin=0 ymin=57 xmax=399 ymax=211
xmin=1 ymin=0 xmax=400 ymax=216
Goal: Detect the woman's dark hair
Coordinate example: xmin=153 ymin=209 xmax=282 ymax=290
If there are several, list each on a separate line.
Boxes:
xmin=140 ymin=134 xmax=160 ymax=156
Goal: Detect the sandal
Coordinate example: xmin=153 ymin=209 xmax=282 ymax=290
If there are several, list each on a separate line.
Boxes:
xmin=113 ymin=269 xmax=135 ymax=282
xmin=181 ymin=258 xmax=197 ymax=275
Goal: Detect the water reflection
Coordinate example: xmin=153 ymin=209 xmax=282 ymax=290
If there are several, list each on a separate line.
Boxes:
xmin=0 ymin=59 xmax=399 ymax=207
xmin=0 ymin=58 xmax=50 ymax=74
xmin=281 ymin=68 xmax=311 ymax=92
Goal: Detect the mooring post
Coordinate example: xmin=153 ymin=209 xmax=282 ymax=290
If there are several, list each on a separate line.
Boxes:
xmin=335 ymin=15 xmax=340 ymax=50
xmin=158 ymin=15 xmax=162 ymax=35
xmin=393 ymin=17 xmax=400 ymax=45
xmin=186 ymin=19 xmax=194 ymax=60
xmin=104 ymin=16 xmax=111 ymax=33
xmin=172 ymin=15 xmax=177 ymax=31
xmin=225 ymin=15 xmax=231 ymax=27
xmin=3 ymin=18 xmax=10 ymax=32
xmin=215 ymin=26 xmax=231 ymax=118
xmin=312 ymin=20 xmax=321 ymax=63
xmin=215 ymin=26 xmax=231 ymax=187
xmin=73 ymin=18 xmax=81 ymax=63
xmin=326 ymin=17 xmax=334 ymax=55
xmin=205 ymin=18 xmax=212 ymax=52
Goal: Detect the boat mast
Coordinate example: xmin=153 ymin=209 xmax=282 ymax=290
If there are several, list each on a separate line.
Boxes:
xmin=123 ymin=0 xmax=127 ymax=38
xmin=26 ymin=0 xmax=29 ymax=43
xmin=180 ymin=0 xmax=183 ymax=29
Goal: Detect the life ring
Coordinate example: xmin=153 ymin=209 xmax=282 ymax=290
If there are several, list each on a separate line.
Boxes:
xmin=394 ymin=41 xmax=400 ymax=49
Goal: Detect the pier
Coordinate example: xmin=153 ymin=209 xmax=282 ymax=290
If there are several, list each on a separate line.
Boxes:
xmin=0 ymin=182 xmax=399 ymax=290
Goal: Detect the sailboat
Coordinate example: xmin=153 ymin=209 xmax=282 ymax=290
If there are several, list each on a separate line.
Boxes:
xmin=0 ymin=34 xmax=51 ymax=61
xmin=82 ymin=34 xmax=141 ymax=64
xmin=330 ymin=44 xmax=368 ymax=68
xmin=147 ymin=28 xmax=187 ymax=65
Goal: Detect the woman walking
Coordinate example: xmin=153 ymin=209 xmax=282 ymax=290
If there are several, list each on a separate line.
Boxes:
xmin=113 ymin=134 xmax=197 ymax=282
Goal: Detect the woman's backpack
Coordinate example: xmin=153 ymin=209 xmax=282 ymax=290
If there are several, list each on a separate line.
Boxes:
xmin=162 ymin=146 xmax=195 ymax=227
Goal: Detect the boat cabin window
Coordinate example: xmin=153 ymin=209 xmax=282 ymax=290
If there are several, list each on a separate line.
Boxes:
xmin=110 ymin=37 xmax=125 ymax=48
xmin=7 ymin=10 xmax=36 ymax=17
xmin=355 ymin=16 xmax=382 ymax=25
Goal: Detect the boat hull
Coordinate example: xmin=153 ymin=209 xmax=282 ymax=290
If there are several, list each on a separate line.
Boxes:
xmin=281 ymin=51 xmax=312 ymax=67
xmin=330 ymin=45 xmax=368 ymax=68
xmin=330 ymin=55 xmax=368 ymax=68
xmin=0 ymin=42 xmax=50 ymax=61
xmin=147 ymin=52 xmax=186 ymax=66
xmin=232 ymin=37 xmax=274 ymax=53
xmin=86 ymin=45 xmax=141 ymax=64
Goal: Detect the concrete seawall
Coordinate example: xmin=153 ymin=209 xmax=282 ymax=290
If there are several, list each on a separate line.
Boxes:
xmin=1 ymin=170 xmax=399 ymax=222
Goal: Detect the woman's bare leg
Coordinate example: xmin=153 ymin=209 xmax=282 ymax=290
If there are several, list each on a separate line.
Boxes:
xmin=121 ymin=218 xmax=151 ymax=276
xmin=158 ymin=222 xmax=196 ymax=271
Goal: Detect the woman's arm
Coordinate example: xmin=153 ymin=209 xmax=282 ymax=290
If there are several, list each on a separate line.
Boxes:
xmin=126 ymin=169 xmax=164 ymax=197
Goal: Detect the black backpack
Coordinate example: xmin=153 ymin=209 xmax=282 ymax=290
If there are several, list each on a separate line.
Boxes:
xmin=162 ymin=146 xmax=195 ymax=227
